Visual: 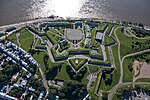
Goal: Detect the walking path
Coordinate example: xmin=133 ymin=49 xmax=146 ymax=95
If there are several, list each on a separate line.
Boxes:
xmin=108 ymin=26 xmax=150 ymax=100
xmin=108 ymin=82 xmax=150 ymax=100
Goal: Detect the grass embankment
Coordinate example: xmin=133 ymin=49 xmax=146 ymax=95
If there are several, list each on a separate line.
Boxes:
xmin=91 ymin=28 xmax=96 ymax=45
xmin=89 ymin=72 xmax=102 ymax=100
xmin=98 ymin=23 xmax=107 ymax=30
xmin=69 ymin=58 xmax=87 ymax=70
xmin=104 ymin=34 xmax=115 ymax=45
xmin=105 ymin=47 xmax=110 ymax=63
xmin=100 ymin=45 xmax=120 ymax=91
xmin=136 ymin=78 xmax=150 ymax=82
xmin=49 ymin=28 xmax=62 ymax=36
xmin=106 ymin=24 xmax=113 ymax=34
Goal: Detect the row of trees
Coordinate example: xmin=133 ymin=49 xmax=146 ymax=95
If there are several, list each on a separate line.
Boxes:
xmin=48 ymin=81 xmax=87 ymax=100
xmin=66 ymin=65 xmax=87 ymax=82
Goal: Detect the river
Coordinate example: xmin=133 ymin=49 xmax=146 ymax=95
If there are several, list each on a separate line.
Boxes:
xmin=0 ymin=0 xmax=150 ymax=26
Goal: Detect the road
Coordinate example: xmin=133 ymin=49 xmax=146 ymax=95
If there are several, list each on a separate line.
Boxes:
xmin=114 ymin=26 xmax=150 ymax=84
xmin=108 ymin=82 xmax=150 ymax=100
xmin=38 ymin=64 xmax=49 ymax=92
xmin=108 ymin=26 xmax=150 ymax=100
xmin=114 ymin=26 xmax=122 ymax=83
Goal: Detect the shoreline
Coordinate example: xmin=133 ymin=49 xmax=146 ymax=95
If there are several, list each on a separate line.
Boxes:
xmin=0 ymin=16 xmax=150 ymax=30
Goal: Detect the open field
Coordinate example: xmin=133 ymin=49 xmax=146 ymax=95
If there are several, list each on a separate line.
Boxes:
xmin=116 ymin=27 xmax=150 ymax=59
xmin=19 ymin=28 xmax=34 ymax=51
xmin=55 ymin=63 xmax=71 ymax=81
xmin=123 ymin=58 xmax=133 ymax=82
xmin=7 ymin=32 xmax=18 ymax=45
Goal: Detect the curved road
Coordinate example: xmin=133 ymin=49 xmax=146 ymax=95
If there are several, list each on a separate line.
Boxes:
xmin=114 ymin=26 xmax=123 ymax=83
xmin=108 ymin=26 xmax=150 ymax=100
xmin=108 ymin=82 xmax=150 ymax=100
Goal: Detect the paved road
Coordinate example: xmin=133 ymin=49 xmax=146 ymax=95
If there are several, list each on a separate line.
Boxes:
xmin=108 ymin=26 xmax=150 ymax=100
xmin=38 ymin=64 xmax=49 ymax=92
xmin=108 ymin=82 xmax=150 ymax=100
xmin=114 ymin=26 xmax=150 ymax=84
xmin=114 ymin=26 xmax=123 ymax=83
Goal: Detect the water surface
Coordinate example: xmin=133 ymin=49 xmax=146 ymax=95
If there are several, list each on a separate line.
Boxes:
xmin=0 ymin=0 xmax=150 ymax=26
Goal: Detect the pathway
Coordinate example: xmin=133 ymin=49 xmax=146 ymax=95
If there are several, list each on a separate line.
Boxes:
xmin=108 ymin=82 xmax=150 ymax=100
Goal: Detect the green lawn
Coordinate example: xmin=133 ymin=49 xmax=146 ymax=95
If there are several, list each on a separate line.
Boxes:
xmin=98 ymin=23 xmax=107 ymax=30
xmin=19 ymin=28 xmax=34 ymax=51
xmin=105 ymin=47 xmax=110 ymax=63
xmin=122 ymin=57 xmax=133 ymax=82
xmin=55 ymin=63 xmax=71 ymax=81
xmin=49 ymin=28 xmax=62 ymax=36
xmin=46 ymin=31 xmax=59 ymax=44
xmin=106 ymin=24 xmax=112 ymax=34
xmin=104 ymin=34 xmax=115 ymax=45
xmin=91 ymin=28 xmax=96 ymax=45
xmin=115 ymin=27 xmax=150 ymax=59
xmin=32 ymin=51 xmax=48 ymax=72
xmin=69 ymin=58 xmax=87 ymax=70
xmin=7 ymin=32 xmax=18 ymax=45
xmin=136 ymin=78 xmax=150 ymax=82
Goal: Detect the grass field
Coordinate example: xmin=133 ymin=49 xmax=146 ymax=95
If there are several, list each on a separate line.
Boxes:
xmin=32 ymin=51 xmax=48 ymax=72
xmin=7 ymin=32 xmax=18 ymax=45
xmin=49 ymin=28 xmax=62 ymax=36
xmin=46 ymin=31 xmax=59 ymax=44
xmin=19 ymin=28 xmax=34 ymax=51
xmin=104 ymin=34 xmax=115 ymax=45
xmin=106 ymin=24 xmax=113 ymax=34
xmin=115 ymin=27 xmax=150 ymax=59
xmin=91 ymin=28 xmax=96 ymax=45
xmin=105 ymin=47 xmax=110 ymax=63
xmin=69 ymin=58 xmax=87 ymax=70
xmin=135 ymin=78 xmax=150 ymax=82
xmin=122 ymin=57 xmax=133 ymax=82
xmin=55 ymin=63 xmax=71 ymax=81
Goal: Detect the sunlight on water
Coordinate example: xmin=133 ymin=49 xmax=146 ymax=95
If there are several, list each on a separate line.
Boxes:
xmin=0 ymin=0 xmax=150 ymax=25
xmin=40 ymin=0 xmax=87 ymax=18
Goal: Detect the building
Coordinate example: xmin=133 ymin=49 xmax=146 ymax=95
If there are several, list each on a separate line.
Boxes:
xmin=95 ymin=31 xmax=104 ymax=43
xmin=84 ymin=38 xmax=91 ymax=48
